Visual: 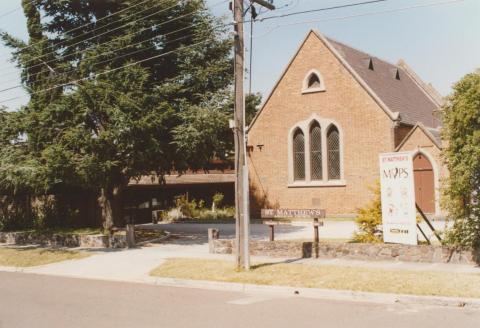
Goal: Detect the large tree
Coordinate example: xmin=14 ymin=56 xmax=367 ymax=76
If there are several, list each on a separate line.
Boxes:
xmin=442 ymin=70 xmax=480 ymax=248
xmin=0 ymin=0 xmax=232 ymax=230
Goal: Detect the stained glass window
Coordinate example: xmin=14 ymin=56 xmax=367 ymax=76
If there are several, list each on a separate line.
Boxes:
xmin=310 ymin=122 xmax=322 ymax=180
xmin=327 ymin=126 xmax=340 ymax=180
xmin=293 ymin=129 xmax=305 ymax=181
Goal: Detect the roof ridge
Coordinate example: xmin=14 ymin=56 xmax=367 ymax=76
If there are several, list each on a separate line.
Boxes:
xmin=397 ymin=59 xmax=444 ymax=107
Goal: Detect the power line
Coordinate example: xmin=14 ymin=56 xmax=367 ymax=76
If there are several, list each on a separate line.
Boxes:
xmin=0 ymin=38 xmax=212 ymax=105
xmin=251 ymin=0 xmax=465 ymax=38
xmin=0 ymin=0 xmax=229 ymax=80
xmin=0 ymin=21 xmax=224 ymax=93
xmin=0 ymin=6 xmax=21 ymax=20
xmin=0 ymin=0 xmax=159 ymax=59
xmin=247 ymin=0 xmax=390 ymax=23
xmin=7 ymin=1 xmax=181 ymax=70
xmin=0 ymin=15 xmax=214 ymax=86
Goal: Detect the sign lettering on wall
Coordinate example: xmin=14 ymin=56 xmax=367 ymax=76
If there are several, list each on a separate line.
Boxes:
xmin=261 ymin=208 xmax=326 ymax=219
xmin=379 ymin=152 xmax=417 ymax=245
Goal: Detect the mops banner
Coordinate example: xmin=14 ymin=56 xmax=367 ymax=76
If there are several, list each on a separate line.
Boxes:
xmin=379 ymin=152 xmax=417 ymax=245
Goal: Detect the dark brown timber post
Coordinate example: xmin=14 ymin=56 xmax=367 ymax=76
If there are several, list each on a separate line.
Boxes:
xmin=269 ymin=224 xmax=275 ymax=241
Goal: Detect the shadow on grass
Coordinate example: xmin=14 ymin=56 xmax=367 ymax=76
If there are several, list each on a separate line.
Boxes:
xmin=250 ymin=258 xmax=304 ymax=270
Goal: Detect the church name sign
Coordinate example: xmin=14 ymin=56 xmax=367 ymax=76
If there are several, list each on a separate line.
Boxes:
xmin=379 ymin=152 xmax=417 ymax=245
xmin=261 ymin=208 xmax=326 ymax=219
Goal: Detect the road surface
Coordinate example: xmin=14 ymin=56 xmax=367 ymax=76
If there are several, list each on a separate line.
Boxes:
xmin=1 ymin=272 xmax=478 ymax=328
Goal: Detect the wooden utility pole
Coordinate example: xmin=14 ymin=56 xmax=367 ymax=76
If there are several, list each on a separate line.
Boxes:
xmin=233 ymin=0 xmax=275 ymax=271
xmin=233 ymin=0 xmax=248 ymax=270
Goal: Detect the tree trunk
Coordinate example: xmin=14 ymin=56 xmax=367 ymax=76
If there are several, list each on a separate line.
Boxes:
xmin=98 ymin=186 xmax=123 ymax=233
xmin=98 ymin=187 xmax=113 ymax=233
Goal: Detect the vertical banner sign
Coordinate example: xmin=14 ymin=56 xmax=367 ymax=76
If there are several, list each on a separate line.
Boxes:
xmin=379 ymin=152 xmax=417 ymax=245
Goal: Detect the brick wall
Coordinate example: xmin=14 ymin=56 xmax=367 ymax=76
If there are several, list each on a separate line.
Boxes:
xmin=248 ymin=32 xmax=395 ymax=216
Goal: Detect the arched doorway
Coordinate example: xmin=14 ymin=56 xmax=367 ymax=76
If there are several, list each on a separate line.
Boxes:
xmin=413 ymin=153 xmax=435 ymax=214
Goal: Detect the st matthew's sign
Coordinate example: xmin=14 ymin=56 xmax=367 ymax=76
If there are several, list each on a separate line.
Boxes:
xmin=379 ymin=151 xmax=417 ymax=245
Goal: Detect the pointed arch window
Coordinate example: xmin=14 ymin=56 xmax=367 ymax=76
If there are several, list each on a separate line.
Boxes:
xmin=327 ymin=125 xmax=340 ymax=180
xmin=302 ymin=69 xmax=326 ymax=94
xmin=293 ymin=129 xmax=305 ymax=181
xmin=309 ymin=122 xmax=322 ymax=180
xmin=289 ymin=117 xmax=344 ymax=186
xmin=308 ymin=74 xmax=321 ymax=88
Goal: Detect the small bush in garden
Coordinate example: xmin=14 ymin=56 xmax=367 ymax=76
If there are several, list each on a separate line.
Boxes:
xmin=174 ymin=195 xmax=206 ymax=219
xmin=211 ymin=192 xmax=224 ymax=212
xmin=353 ymin=182 xmax=383 ymax=243
xmin=198 ymin=206 xmax=235 ymax=220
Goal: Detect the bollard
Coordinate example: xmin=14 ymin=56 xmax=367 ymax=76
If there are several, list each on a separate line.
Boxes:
xmin=312 ymin=218 xmax=324 ymax=258
xmin=208 ymin=228 xmax=220 ymax=253
xmin=269 ymin=224 xmax=275 ymax=241
xmin=126 ymin=224 xmax=136 ymax=248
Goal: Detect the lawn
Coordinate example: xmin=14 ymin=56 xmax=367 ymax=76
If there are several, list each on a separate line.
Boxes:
xmin=0 ymin=247 xmax=90 ymax=267
xmin=151 ymin=258 xmax=480 ymax=299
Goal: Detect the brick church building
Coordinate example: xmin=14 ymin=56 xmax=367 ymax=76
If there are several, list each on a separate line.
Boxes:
xmin=247 ymin=30 xmax=446 ymax=218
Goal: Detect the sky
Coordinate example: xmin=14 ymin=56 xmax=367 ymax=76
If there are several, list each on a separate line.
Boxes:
xmin=0 ymin=0 xmax=478 ymax=110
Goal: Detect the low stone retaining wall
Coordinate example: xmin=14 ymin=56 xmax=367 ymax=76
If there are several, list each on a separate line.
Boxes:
xmin=0 ymin=231 xmax=127 ymax=248
xmin=210 ymin=239 xmax=479 ymax=265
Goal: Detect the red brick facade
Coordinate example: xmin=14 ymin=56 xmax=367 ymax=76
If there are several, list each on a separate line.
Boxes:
xmin=247 ymin=30 xmax=445 ymax=217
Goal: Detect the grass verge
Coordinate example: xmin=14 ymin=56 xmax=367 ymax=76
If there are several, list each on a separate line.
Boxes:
xmin=0 ymin=247 xmax=90 ymax=267
xmin=150 ymin=258 xmax=480 ymax=299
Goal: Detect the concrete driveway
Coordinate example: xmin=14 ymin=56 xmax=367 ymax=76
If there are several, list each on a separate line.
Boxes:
xmin=139 ymin=221 xmax=358 ymax=244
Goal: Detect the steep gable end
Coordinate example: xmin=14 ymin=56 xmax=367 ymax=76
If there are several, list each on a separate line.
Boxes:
xmin=248 ymin=30 xmax=399 ymax=132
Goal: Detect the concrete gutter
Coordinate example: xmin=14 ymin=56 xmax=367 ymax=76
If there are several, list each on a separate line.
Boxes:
xmin=152 ymin=277 xmax=480 ymax=309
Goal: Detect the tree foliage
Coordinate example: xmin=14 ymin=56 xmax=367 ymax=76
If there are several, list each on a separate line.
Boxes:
xmin=442 ymin=70 xmax=480 ymax=247
xmin=0 ymin=0 xmax=233 ymax=229
xmin=245 ymin=92 xmax=262 ymax=126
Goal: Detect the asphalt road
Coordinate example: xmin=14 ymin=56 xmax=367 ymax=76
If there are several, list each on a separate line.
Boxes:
xmin=1 ymin=272 xmax=479 ymax=328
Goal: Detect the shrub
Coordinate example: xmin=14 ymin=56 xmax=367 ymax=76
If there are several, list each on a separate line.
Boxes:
xmin=211 ymin=192 xmax=224 ymax=212
xmin=353 ymin=182 xmax=383 ymax=243
xmin=198 ymin=206 xmax=235 ymax=220
xmin=174 ymin=194 xmax=207 ymax=219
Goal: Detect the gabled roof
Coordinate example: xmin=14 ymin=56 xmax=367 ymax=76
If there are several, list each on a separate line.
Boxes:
xmin=248 ymin=30 xmax=442 ymax=131
xmin=395 ymin=122 xmax=442 ymax=151
xmin=327 ymin=37 xmax=441 ymax=128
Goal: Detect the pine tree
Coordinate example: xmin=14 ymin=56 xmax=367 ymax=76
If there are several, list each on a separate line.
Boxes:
xmin=0 ymin=0 xmax=233 ymax=230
